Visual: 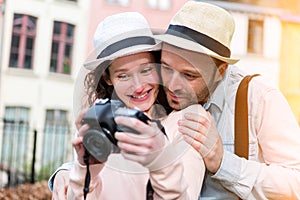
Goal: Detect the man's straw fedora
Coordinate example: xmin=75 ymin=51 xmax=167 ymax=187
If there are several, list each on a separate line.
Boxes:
xmin=155 ymin=1 xmax=239 ymax=64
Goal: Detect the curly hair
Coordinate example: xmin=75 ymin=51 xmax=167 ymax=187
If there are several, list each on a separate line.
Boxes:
xmin=84 ymin=60 xmax=113 ymax=107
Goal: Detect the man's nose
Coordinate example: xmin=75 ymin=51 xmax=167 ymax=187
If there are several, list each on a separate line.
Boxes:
xmin=165 ymin=72 xmax=184 ymax=92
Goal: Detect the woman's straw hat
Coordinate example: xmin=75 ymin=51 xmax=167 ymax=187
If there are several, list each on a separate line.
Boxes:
xmin=84 ymin=12 xmax=161 ymax=70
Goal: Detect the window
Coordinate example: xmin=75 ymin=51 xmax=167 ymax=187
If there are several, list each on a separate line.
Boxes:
xmin=50 ymin=21 xmax=74 ymax=74
xmin=9 ymin=14 xmax=37 ymax=69
xmin=105 ymin=0 xmax=130 ymax=6
xmin=248 ymin=19 xmax=264 ymax=54
xmin=41 ymin=109 xmax=70 ymax=176
xmin=1 ymin=106 xmax=30 ymax=183
xmin=147 ymin=0 xmax=171 ymax=10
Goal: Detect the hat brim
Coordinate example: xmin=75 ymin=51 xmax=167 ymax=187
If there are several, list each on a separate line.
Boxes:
xmin=154 ymin=34 xmax=239 ymax=64
xmin=84 ymin=42 xmax=161 ymax=70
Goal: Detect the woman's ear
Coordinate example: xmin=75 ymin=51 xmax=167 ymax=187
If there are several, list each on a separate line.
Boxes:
xmin=103 ymin=71 xmax=112 ymax=85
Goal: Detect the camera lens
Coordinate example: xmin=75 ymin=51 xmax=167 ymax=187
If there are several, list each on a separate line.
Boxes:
xmin=83 ymin=129 xmax=113 ymax=162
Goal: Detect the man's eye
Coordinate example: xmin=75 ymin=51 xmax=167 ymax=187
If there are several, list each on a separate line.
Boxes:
xmin=141 ymin=67 xmax=155 ymax=75
xmin=184 ymin=73 xmax=197 ymax=80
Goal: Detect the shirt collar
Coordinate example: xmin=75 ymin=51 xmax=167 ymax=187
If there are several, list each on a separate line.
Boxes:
xmin=203 ymin=70 xmax=228 ymax=112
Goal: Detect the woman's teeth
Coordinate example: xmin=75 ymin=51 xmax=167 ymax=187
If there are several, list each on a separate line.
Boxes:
xmin=132 ymin=92 xmax=148 ymax=99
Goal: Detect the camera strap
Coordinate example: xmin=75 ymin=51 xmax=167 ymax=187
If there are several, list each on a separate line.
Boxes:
xmin=83 ymin=150 xmax=91 ymax=200
xmin=151 ymin=119 xmax=167 ymax=139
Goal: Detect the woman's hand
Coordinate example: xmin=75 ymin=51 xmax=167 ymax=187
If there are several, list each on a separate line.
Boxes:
xmin=73 ymin=109 xmax=101 ymax=165
xmin=114 ymin=116 xmax=167 ymax=166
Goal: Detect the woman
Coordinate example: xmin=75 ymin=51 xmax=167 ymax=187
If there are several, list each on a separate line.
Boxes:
xmin=50 ymin=12 xmax=205 ymax=200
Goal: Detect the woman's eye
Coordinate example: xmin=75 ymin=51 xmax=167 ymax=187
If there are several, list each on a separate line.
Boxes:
xmin=118 ymin=74 xmax=130 ymax=80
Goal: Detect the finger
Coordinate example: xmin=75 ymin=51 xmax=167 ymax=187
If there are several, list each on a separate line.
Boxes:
xmin=72 ymin=137 xmax=83 ymax=146
xmin=114 ymin=116 xmax=149 ymax=134
xmin=118 ymin=141 xmax=148 ymax=155
xmin=75 ymin=108 xmax=88 ymax=130
xmin=183 ymin=112 xmax=210 ymax=128
xmin=115 ymin=116 xmax=163 ymax=139
xmin=178 ymin=125 xmax=206 ymax=144
xmin=180 ymin=122 xmax=218 ymax=155
xmin=182 ymin=135 xmax=212 ymax=157
xmin=178 ymin=118 xmax=207 ymax=134
xmin=115 ymin=132 xmax=156 ymax=147
xmin=115 ymin=132 xmax=143 ymax=145
xmin=183 ymin=134 xmax=201 ymax=150
xmin=77 ymin=124 xmax=89 ymax=137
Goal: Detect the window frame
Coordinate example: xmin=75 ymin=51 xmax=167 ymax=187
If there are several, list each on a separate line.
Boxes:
xmin=146 ymin=0 xmax=171 ymax=10
xmin=41 ymin=109 xmax=70 ymax=174
xmin=50 ymin=21 xmax=75 ymax=74
xmin=9 ymin=14 xmax=37 ymax=69
xmin=247 ymin=18 xmax=264 ymax=55
xmin=105 ymin=0 xmax=130 ymax=6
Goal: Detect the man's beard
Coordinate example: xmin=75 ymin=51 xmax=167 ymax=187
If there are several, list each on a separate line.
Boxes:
xmin=163 ymin=70 xmax=220 ymax=111
xmin=165 ymin=87 xmax=210 ymax=111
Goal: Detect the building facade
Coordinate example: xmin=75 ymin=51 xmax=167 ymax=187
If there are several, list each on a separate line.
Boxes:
xmin=0 ymin=0 xmax=189 ymax=186
xmin=280 ymin=14 xmax=300 ymax=124
xmin=210 ymin=0 xmax=300 ymax=124
xmin=0 ymin=0 xmax=299 ymax=187
xmin=0 ymin=0 xmax=90 ymax=185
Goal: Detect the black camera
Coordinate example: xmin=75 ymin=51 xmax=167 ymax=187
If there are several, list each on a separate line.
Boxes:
xmin=82 ymin=98 xmax=150 ymax=162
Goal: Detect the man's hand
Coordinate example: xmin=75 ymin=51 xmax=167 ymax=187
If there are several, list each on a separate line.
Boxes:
xmin=178 ymin=112 xmax=223 ymax=173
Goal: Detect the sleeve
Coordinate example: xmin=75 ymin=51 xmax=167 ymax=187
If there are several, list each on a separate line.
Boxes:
xmin=212 ymin=79 xmax=300 ymax=199
xmin=48 ymin=161 xmax=74 ymax=192
xmin=67 ymin=160 xmax=105 ymax=200
xmin=150 ymin=145 xmax=204 ymax=200
xmin=148 ymin=106 xmax=206 ymax=199
xmin=52 ymin=169 xmax=71 ymax=200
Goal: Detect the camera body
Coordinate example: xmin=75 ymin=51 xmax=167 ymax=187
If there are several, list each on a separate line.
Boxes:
xmin=82 ymin=98 xmax=150 ymax=162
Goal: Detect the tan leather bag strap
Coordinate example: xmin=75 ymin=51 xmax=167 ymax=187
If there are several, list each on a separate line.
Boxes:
xmin=234 ymin=74 xmax=259 ymax=159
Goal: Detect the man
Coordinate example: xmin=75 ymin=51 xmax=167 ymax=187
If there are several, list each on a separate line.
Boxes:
xmin=155 ymin=1 xmax=300 ymax=199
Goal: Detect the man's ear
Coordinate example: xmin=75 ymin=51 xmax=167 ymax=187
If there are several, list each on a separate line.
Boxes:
xmin=103 ymin=71 xmax=112 ymax=85
xmin=218 ymin=63 xmax=228 ymax=77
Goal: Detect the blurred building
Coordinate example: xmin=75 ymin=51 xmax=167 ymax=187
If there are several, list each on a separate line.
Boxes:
xmin=0 ymin=0 xmax=91 ymax=186
xmin=205 ymin=0 xmax=300 ymax=123
xmin=0 ymin=0 xmax=3 ymax=43
xmin=280 ymin=14 xmax=300 ymax=124
xmin=87 ymin=0 xmax=188 ymax=52
xmin=0 ymin=0 xmax=299 ymax=187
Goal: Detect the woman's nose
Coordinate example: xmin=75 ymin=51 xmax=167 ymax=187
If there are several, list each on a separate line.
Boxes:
xmin=131 ymin=74 xmax=144 ymax=90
